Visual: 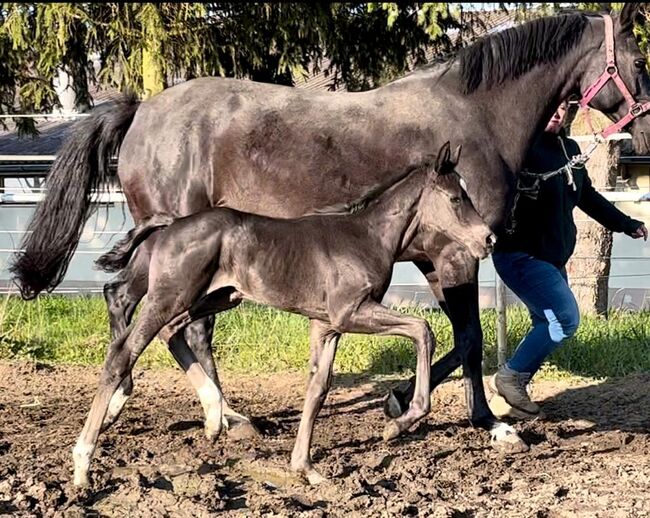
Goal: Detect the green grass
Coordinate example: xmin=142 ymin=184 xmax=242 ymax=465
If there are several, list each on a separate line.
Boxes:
xmin=0 ymin=295 xmax=648 ymax=380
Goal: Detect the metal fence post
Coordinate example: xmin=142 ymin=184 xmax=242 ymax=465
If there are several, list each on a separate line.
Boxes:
xmin=496 ymin=275 xmax=507 ymax=368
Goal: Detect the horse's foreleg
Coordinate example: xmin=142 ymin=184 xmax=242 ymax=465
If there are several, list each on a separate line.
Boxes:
xmin=385 ymin=256 xmax=528 ymax=453
xmin=291 ymin=320 xmax=340 ymax=485
xmin=443 ymin=281 xmax=528 ymax=453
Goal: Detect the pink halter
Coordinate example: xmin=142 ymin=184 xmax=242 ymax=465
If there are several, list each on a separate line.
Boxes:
xmin=579 ymin=14 xmax=650 ymax=138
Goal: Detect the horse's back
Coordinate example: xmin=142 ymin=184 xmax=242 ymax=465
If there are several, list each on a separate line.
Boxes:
xmin=117 ymin=75 xmax=451 ymax=223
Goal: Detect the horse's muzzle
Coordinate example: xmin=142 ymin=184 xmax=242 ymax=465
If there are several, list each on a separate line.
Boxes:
xmin=484 ymin=233 xmax=497 ymax=257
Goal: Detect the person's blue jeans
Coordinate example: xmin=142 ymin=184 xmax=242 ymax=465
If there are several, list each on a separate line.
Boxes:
xmin=492 ymin=251 xmax=580 ymax=376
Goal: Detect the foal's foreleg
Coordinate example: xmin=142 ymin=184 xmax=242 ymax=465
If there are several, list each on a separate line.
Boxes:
xmin=336 ymin=301 xmax=434 ymax=440
xmin=291 ymin=320 xmax=340 ymax=484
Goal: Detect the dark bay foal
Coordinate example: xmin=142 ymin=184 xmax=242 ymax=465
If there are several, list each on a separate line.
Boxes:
xmin=73 ymin=143 xmax=494 ymax=486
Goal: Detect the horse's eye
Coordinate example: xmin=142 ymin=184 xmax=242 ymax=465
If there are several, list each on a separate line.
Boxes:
xmin=634 ymin=58 xmax=647 ymax=70
xmin=451 ymin=196 xmax=462 ymax=205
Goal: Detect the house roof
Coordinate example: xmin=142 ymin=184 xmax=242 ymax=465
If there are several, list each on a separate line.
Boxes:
xmin=0 ymin=83 xmax=123 ymax=156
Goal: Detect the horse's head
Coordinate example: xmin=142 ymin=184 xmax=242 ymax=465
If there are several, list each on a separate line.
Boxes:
xmin=579 ymin=4 xmax=650 ymax=153
xmin=420 ymin=142 xmax=495 ymax=260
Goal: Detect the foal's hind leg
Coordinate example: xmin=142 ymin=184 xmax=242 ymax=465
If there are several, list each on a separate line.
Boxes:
xmin=101 ymin=247 xmax=254 ymax=437
xmin=291 ymin=320 xmax=340 ymax=484
xmin=184 ymin=317 xmax=258 ymax=438
xmin=101 ymin=246 xmax=150 ymax=432
xmin=73 ymin=305 xmax=165 ymax=486
xmin=167 ymin=329 xmax=228 ymax=440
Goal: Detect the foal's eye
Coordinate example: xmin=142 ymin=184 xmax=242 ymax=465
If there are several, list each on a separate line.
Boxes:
xmin=450 ymin=196 xmax=462 ymax=205
xmin=634 ymin=58 xmax=647 ymax=70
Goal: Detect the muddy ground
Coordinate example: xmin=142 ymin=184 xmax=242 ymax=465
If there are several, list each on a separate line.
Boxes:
xmin=0 ymin=361 xmax=649 ymax=517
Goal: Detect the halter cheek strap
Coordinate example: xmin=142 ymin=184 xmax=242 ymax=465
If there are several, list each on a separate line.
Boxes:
xmin=579 ymin=14 xmax=650 ymax=138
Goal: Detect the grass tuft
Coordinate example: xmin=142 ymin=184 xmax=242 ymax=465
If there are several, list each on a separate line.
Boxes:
xmin=0 ymin=295 xmax=647 ymax=380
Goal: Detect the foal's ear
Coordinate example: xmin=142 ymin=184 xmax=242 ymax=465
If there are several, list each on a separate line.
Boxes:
xmin=451 ymin=144 xmax=462 ymax=167
xmin=435 ymin=141 xmax=461 ymax=176
xmin=615 ymin=3 xmax=643 ymax=32
xmin=435 ymin=141 xmax=452 ymax=176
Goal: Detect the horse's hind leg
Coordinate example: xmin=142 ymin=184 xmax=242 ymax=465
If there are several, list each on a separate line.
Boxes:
xmin=167 ymin=328 xmax=227 ymax=440
xmin=291 ymin=320 xmax=340 ymax=484
xmin=184 ymin=287 xmax=258 ymax=438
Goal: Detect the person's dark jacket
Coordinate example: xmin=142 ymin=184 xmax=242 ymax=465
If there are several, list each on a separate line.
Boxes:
xmin=495 ymin=130 xmax=643 ymax=268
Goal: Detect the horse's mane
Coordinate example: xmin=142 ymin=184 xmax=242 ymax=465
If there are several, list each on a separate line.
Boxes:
xmin=313 ymin=157 xmax=434 ymax=216
xmin=458 ymin=12 xmax=590 ymax=94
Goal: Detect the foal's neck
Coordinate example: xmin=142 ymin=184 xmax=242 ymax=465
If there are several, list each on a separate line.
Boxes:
xmin=355 ymin=170 xmax=425 ymax=257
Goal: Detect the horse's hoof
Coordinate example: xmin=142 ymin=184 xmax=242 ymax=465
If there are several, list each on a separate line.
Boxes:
xmin=490 ymin=423 xmax=529 ymax=454
xmin=384 ymin=389 xmax=406 ymax=419
xmin=73 ymin=471 xmax=90 ymax=488
xmin=305 ymin=469 xmax=328 ymax=486
xmin=226 ymin=419 xmax=260 ymax=441
xmin=383 ymin=421 xmax=401 ymax=442
xmin=205 ymin=424 xmax=223 ymax=441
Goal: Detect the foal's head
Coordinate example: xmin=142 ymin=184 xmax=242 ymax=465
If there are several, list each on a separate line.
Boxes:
xmin=420 ymin=142 xmax=495 ymax=259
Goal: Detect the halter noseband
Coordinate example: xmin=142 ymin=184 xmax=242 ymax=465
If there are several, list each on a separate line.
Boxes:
xmin=579 ymin=14 xmax=650 ymax=138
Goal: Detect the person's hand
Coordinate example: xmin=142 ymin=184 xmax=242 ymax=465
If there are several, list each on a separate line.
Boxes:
xmin=630 ymin=223 xmax=648 ymax=241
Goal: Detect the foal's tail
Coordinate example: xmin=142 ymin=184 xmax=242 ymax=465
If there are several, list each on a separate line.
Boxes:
xmin=95 ymin=215 xmax=174 ymax=273
xmin=9 ymin=94 xmax=141 ymax=299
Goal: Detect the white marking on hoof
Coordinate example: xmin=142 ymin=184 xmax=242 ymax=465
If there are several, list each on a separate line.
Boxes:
xmin=490 ymin=423 xmax=529 ymax=454
xmin=305 ymin=469 xmax=328 ymax=485
xmin=198 ymin=379 xmax=224 ymax=440
xmin=72 ymin=441 xmax=93 ymax=486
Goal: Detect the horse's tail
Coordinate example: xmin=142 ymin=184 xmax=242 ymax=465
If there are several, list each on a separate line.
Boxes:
xmin=9 ymin=94 xmax=141 ymax=299
xmin=95 ymin=215 xmax=174 ymax=273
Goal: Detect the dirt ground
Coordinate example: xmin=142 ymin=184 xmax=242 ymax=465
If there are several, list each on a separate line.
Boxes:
xmin=0 ymin=361 xmax=649 ymax=517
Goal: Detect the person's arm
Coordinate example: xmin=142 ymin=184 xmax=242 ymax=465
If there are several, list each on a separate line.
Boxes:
xmin=577 ymin=170 xmax=646 ymax=237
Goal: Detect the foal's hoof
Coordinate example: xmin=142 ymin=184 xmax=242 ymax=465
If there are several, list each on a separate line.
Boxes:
xmin=490 ymin=423 xmax=530 ymax=455
xmin=382 ymin=421 xmax=402 ymax=442
xmin=384 ymin=389 xmax=407 ymax=419
xmin=226 ymin=419 xmax=260 ymax=441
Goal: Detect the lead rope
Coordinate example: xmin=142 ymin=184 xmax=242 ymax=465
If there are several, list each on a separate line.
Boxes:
xmin=505 ymin=135 xmax=603 ymax=235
